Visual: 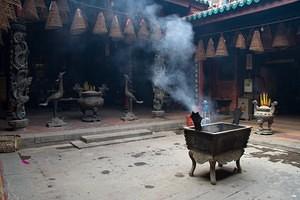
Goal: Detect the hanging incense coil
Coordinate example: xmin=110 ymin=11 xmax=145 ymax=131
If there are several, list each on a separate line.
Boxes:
xmin=195 ymin=39 xmax=206 ymax=61
xmin=124 ymin=18 xmax=136 ymax=44
xmin=138 ymin=18 xmax=149 ymax=41
xmin=206 ymin=38 xmax=215 ymax=58
xmin=272 ymin=23 xmax=289 ymax=48
xmin=35 ymin=0 xmax=47 ymax=20
xmin=109 ymin=15 xmax=123 ymax=40
xmin=57 ymin=0 xmax=70 ymax=24
xmin=57 ymin=0 xmax=70 ymax=12
xmin=151 ymin=23 xmax=162 ymax=41
xmin=261 ymin=26 xmax=272 ymax=50
xmin=93 ymin=12 xmax=108 ymax=35
xmin=216 ymin=34 xmax=228 ymax=57
xmin=45 ymin=1 xmax=62 ymax=30
xmin=23 ymin=0 xmax=39 ymax=20
xmin=35 ymin=0 xmax=46 ymax=8
xmin=235 ymin=32 xmax=246 ymax=49
xmin=70 ymin=8 xmax=87 ymax=35
xmin=249 ymin=30 xmax=264 ymax=53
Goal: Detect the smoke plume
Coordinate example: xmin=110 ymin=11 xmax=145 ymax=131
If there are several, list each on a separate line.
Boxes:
xmin=124 ymin=1 xmax=198 ymax=111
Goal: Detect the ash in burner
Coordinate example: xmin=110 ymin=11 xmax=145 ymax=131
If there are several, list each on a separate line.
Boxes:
xmin=190 ymin=112 xmax=203 ymax=131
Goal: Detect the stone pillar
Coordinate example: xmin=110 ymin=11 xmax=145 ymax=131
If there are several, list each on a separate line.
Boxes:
xmin=7 ymin=23 xmax=32 ymax=130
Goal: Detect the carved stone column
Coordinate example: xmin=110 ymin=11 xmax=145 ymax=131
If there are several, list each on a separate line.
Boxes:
xmin=7 ymin=23 xmax=32 ymax=130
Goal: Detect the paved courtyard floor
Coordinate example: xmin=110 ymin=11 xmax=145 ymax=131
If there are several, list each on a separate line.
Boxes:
xmin=1 ymin=133 xmax=299 ymax=200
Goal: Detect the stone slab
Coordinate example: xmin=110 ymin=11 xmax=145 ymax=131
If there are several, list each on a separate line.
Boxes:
xmin=80 ymin=129 xmax=152 ymax=143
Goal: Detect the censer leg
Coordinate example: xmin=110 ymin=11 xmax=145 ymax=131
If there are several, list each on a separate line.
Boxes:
xmin=188 ymin=151 xmax=196 ymax=177
xmin=209 ymin=160 xmax=216 ymax=185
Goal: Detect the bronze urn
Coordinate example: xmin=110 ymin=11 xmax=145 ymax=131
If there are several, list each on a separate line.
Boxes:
xmin=74 ymin=83 xmax=108 ymax=122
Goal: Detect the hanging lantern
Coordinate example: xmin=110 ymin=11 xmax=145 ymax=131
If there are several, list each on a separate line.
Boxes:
xmin=272 ymin=23 xmax=289 ymax=48
xmin=235 ymin=32 xmax=246 ymax=49
xmin=23 ymin=0 xmax=39 ymax=20
xmin=57 ymin=0 xmax=70 ymax=24
xmin=206 ymin=38 xmax=215 ymax=58
xmin=195 ymin=39 xmax=206 ymax=62
xmin=138 ymin=18 xmax=149 ymax=41
xmin=93 ymin=12 xmax=108 ymax=35
xmin=70 ymin=8 xmax=87 ymax=35
xmin=45 ymin=1 xmax=62 ymax=30
xmin=261 ymin=26 xmax=272 ymax=50
xmin=151 ymin=23 xmax=162 ymax=41
xmin=249 ymin=30 xmax=264 ymax=53
xmin=109 ymin=15 xmax=123 ymax=40
xmin=215 ymin=34 xmax=228 ymax=57
xmin=124 ymin=18 xmax=136 ymax=44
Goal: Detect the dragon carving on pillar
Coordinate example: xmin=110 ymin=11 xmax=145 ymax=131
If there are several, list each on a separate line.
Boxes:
xmin=7 ymin=23 xmax=32 ymax=130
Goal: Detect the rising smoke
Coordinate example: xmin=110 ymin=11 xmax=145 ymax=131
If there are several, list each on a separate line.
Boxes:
xmin=124 ymin=1 xmax=198 ymax=111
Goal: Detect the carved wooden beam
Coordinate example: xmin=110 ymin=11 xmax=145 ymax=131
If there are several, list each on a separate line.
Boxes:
xmin=192 ymin=0 xmax=300 ymax=26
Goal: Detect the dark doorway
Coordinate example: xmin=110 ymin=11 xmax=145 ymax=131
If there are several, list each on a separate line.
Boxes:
xmin=264 ymin=61 xmax=300 ymax=115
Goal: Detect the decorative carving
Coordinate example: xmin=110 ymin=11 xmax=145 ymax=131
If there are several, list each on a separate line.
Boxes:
xmin=7 ymin=23 xmax=32 ymax=130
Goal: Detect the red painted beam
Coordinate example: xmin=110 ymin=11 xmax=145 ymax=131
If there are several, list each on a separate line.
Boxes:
xmin=192 ymin=0 xmax=300 ymax=26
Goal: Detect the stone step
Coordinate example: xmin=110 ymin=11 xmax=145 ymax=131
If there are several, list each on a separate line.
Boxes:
xmin=80 ymin=129 xmax=152 ymax=143
xmin=71 ymin=132 xmax=171 ymax=149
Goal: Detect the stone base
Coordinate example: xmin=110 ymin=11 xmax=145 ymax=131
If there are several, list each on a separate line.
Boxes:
xmin=47 ymin=117 xmax=67 ymax=127
xmin=152 ymin=110 xmax=165 ymax=118
xmin=8 ymin=118 xmax=29 ymax=130
xmin=121 ymin=112 xmax=137 ymax=121
xmin=81 ymin=115 xmax=101 ymax=122
xmin=255 ymin=129 xmax=273 ymax=135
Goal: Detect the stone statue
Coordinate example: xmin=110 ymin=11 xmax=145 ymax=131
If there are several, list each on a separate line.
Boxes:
xmin=7 ymin=23 xmax=32 ymax=130
xmin=253 ymin=94 xmax=278 ymax=135
xmin=40 ymin=72 xmax=65 ymax=106
xmin=40 ymin=72 xmax=66 ymax=127
xmin=152 ymin=54 xmax=166 ymax=117
xmin=121 ymin=74 xmax=143 ymax=121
